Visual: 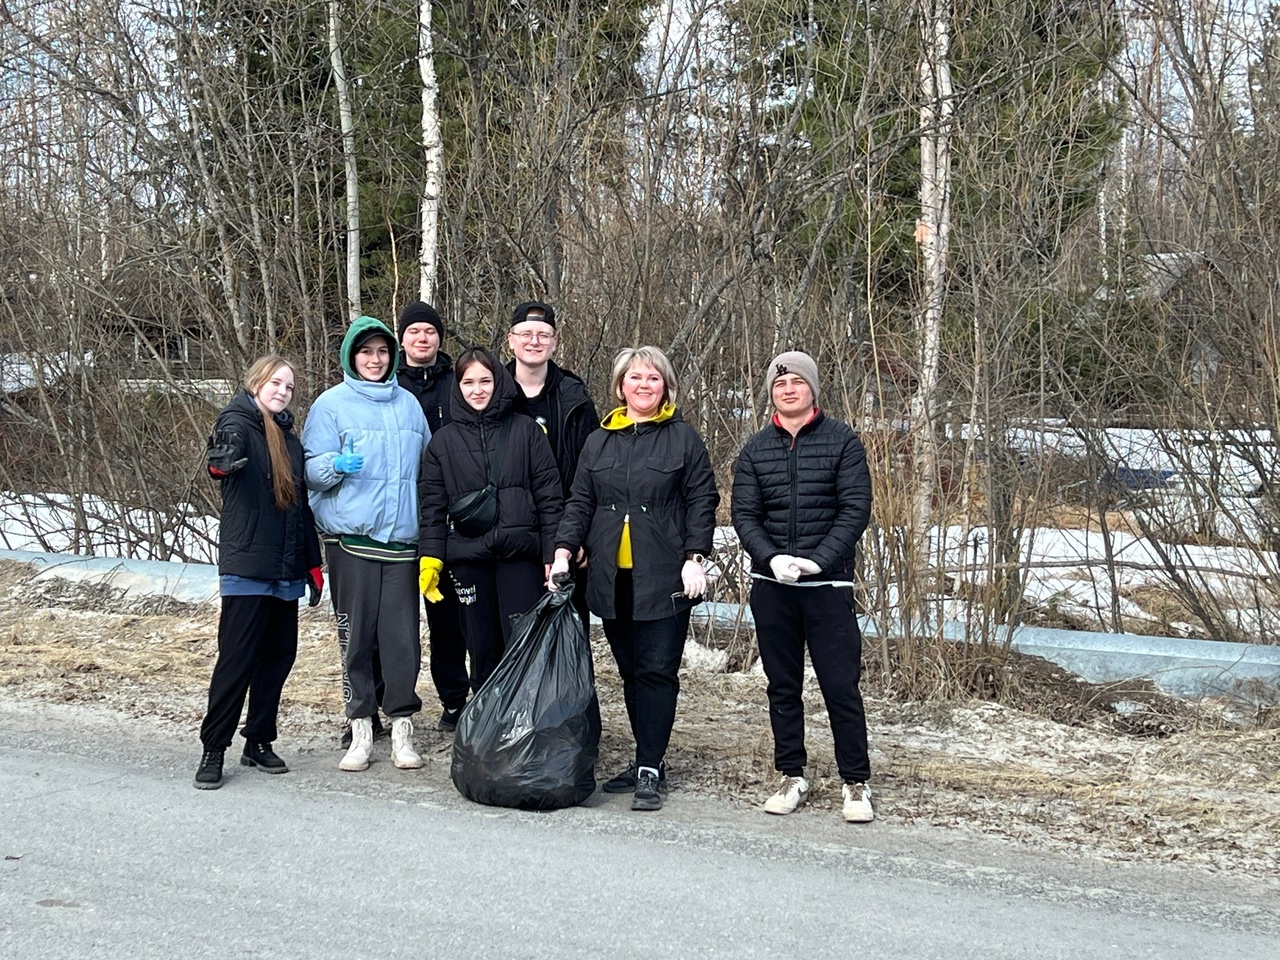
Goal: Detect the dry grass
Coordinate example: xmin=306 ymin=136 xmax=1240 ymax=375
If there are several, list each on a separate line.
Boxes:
xmin=1 ymin=559 xmax=1277 ymax=877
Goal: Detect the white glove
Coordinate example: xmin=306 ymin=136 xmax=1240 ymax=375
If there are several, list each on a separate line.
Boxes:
xmin=681 ymin=559 xmax=707 ymax=598
xmin=768 ymin=555 xmax=801 ymax=583
xmin=792 ymin=557 xmax=822 ymax=576
xmin=547 ymin=554 xmax=571 ymax=590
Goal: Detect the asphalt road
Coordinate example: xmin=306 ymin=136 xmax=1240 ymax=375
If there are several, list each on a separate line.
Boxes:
xmin=2 ymin=701 xmax=1276 ymax=960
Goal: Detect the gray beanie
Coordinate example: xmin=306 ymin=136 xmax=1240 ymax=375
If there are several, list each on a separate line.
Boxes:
xmin=766 ymin=351 xmax=820 ymax=405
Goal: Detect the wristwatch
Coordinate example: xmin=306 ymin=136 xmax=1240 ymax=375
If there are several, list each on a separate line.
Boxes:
xmin=686 ymin=553 xmax=706 ymax=564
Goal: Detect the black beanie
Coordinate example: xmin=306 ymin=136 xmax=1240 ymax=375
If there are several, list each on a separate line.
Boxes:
xmin=397 ymin=301 xmax=445 ymax=342
xmin=510 ymin=300 xmax=556 ymax=328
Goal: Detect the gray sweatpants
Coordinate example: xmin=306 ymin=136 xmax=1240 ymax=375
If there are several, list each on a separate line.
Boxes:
xmin=325 ymin=543 xmax=422 ymax=720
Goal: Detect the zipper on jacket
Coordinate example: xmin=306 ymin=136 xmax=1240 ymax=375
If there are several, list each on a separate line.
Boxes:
xmin=624 ymin=426 xmax=635 ymax=529
xmin=787 ymin=434 xmax=799 ymax=553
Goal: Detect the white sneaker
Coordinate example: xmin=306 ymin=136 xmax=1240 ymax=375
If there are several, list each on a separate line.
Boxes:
xmin=842 ymin=782 xmax=875 ymax=823
xmin=390 ymin=717 xmax=423 ymax=770
xmin=763 ymin=774 xmax=811 ymax=815
xmin=339 ymin=716 xmax=373 ymax=771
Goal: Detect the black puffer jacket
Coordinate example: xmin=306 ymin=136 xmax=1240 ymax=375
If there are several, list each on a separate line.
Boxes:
xmin=506 ymin=359 xmax=598 ymax=498
xmin=555 ymin=410 xmax=720 ymax=621
xmin=397 ymin=352 xmax=454 ymax=433
xmin=418 ymin=356 xmax=563 ymax=564
xmin=731 ymin=412 xmax=872 ymax=581
xmin=213 ymin=390 xmax=322 ymax=580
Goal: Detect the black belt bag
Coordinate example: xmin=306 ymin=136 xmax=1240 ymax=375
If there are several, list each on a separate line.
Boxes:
xmin=448 ymin=419 xmax=511 ymax=538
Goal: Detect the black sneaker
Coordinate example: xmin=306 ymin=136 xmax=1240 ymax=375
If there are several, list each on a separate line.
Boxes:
xmin=602 ymin=761 xmax=666 ymax=794
xmin=632 ymin=767 xmax=663 ymax=811
xmin=241 ymin=741 xmax=288 ymax=774
xmin=193 ymin=748 xmax=225 ymax=790
xmin=438 ymin=706 xmax=463 ymax=733
xmin=340 ymin=714 xmax=386 ymax=748
xmin=603 ymin=762 xmax=637 ymax=793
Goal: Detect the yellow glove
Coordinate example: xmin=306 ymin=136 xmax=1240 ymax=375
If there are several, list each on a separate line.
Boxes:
xmin=418 ymin=557 xmax=444 ymax=603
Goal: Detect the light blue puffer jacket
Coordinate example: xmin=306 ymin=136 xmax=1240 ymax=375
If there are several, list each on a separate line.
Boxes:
xmin=302 ymin=316 xmax=430 ymax=545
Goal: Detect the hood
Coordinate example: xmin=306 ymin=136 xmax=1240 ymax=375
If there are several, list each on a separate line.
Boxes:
xmin=225 ymin=388 xmax=295 ymax=434
xmin=339 ymin=315 xmax=399 ymax=382
xmin=449 ymin=348 xmax=519 ymax=425
xmin=601 ymin=401 xmax=678 ymax=430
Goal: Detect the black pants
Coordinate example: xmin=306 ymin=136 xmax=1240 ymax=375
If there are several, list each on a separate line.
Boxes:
xmin=450 ymin=558 xmax=544 ymax=691
xmin=326 ymin=544 xmax=422 ymax=720
xmin=750 ymin=579 xmax=870 ymax=783
xmin=425 ymin=572 xmax=469 ymax=711
xmin=601 ymin=570 xmax=689 ymax=770
xmin=200 ymin=595 xmax=298 ymax=749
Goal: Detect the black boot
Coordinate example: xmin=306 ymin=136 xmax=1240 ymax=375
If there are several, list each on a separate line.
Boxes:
xmin=193 ymin=748 xmax=225 ymax=790
xmin=241 ymin=741 xmax=288 ymax=774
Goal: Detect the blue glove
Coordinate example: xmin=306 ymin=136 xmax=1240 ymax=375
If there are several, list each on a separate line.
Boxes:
xmin=333 ymin=437 xmax=364 ymax=475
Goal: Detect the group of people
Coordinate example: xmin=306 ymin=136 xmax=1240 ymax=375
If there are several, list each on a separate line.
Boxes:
xmin=190 ymin=302 xmax=876 ymax=823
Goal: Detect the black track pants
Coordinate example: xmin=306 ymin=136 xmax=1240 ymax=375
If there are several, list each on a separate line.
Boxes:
xmin=200 ymin=595 xmax=299 ymax=749
xmin=425 ymin=573 xmax=469 ymax=711
xmin=449 ymin=558 xmax=544 ymax=691
xmin=326 ymin=544 xmax=422 ymax=720
xmin=749 ymin=579 xmax=870 ymax=783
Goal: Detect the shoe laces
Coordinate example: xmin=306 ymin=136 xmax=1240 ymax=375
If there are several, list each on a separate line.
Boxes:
xmin=636 ymin=767 xmax=660 ymax=791
xmin=844 ymin=782 xmax=870 ymax=803
xmin=352 ymin=720 xmax=374 ymax=748
xmin=779 ymin=775 xmax=807 ymax=798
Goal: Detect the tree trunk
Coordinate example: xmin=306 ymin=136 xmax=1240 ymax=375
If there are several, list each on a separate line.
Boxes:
xmin=417 ymin=0 xmax=443 ymax=304
xmin=912 ymin=1 xmax=953 ymax=533
xmin=328 ymin=0 xmax=362 ymax=320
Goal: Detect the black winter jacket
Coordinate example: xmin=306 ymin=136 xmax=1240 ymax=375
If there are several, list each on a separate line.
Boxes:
xmin=397 ymin=352 xmax=454 ymax=433
xmin=418 ymin=358 xmax=564 ymax=564
xmin=213 ymin=390 xmax=322 ymax=581
xmin=555 ymin=411 xmax=720 ymax=621
xmin=731 ymin=411 xmax=872 ymax=581
xmin=506 ymin=359 xmax=598 ymax=499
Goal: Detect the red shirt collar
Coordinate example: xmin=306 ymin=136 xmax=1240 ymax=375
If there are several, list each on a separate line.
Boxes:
xmin=772 ymin=407 xmax=820 ymax=430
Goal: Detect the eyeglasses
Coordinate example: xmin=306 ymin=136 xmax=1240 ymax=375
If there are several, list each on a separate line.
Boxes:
xmin=512 ymin=331 xmax=555 ymax=344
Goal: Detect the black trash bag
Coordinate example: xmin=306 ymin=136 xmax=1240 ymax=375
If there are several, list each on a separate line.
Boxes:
xmin=451 ymin=586 xmax=601 ymax=810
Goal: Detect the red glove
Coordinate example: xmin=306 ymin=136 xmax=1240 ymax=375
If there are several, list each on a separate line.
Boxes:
xmin=306 ymin=567 xmax=324 ymax=607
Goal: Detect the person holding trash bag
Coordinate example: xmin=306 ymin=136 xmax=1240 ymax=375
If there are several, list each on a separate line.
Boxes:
xmin=194 ymin=355 xmax=323 ymax=790
xmin=302 ymin=316 xmax=431 ymax=774
xmin=418 ymin=346 xmax=564 ymax=693
xmin=730 ymin=350 xmax=875 ymax=823
xmin=550 ymin=346 xmax=719 ymax=812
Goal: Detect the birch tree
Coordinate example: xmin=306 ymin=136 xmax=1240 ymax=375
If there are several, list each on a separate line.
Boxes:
xmin=417 ymin=0 xmax=443 ymax=303
xmin=328 ymin=0 xmax=362 ymax=320
xmin=911 ymin=0 xmax=953 ymax=538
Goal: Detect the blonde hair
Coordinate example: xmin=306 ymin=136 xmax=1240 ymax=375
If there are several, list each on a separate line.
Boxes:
xmin=243 ymin=354 xmax=297 ymax=511
xmin=610 ymin=346 xmax=678 ymax=407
